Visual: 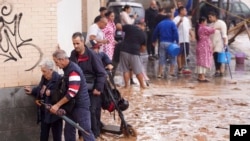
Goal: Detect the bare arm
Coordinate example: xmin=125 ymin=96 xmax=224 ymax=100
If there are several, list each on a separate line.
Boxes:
xmin=89 ymin=35 xmax=108 ymax=44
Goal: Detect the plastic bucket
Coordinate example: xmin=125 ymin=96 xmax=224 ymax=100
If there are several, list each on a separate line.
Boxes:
xmin=217 ymin=52 xmax=231 ymax=64
xmin=235 ymin=52 xmax=245 ymax=64
xmin=166 ymin=43 xmax=180 ymax=57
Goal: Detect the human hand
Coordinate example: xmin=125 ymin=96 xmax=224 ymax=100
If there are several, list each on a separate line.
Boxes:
xmin=133 ymin=13 xmax=138 ymax=19
xmin=102 ymin=39 xmax=109 ymax=44
xmin=106 ymin=64 xmax=114 ymax=70
xmin=35 ymin=100 xmax=42 ymax=107
xmin=50 ymin=104 xmax=60 ymax=115
xmin=93 ymin=89 xmax=101 ymax=96
xmin=24 ymin=86 xmax=32 ymax=95
xmin=45 ymin=89 xmax=50 ymax=96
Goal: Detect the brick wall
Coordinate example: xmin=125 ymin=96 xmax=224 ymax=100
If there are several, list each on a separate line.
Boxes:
xmin=0 ymin=0 xmax=58 ymax=88
xmin=0 ymin=0 xmax=57 ymax=140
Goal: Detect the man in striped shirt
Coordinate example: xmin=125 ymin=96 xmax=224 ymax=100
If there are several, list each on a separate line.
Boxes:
xmin=51 ymin=49 xmax=95 ymax=141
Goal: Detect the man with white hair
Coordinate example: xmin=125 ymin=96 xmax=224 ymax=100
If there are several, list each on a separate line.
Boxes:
xmin=51 ymin=49 xmax=95 ymax=141
xmin=24 ymin=60 xmax=63 ymax=141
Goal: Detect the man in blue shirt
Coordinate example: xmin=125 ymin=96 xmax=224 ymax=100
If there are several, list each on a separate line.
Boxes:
xmin=152 ymin=15 xmax=179 ymax=78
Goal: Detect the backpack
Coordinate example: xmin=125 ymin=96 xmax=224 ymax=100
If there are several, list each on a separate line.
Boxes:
xmin=51 ymin=76 xmax=75 ymax=114
xmin=101 ymin=82 xmax=121 ymax=112
xmin=101 ymin=74 xmax=129 ymax=112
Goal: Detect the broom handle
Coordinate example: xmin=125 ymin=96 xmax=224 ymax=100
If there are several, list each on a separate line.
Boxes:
xmin=181 ymin=20 xmax=188 ymax=67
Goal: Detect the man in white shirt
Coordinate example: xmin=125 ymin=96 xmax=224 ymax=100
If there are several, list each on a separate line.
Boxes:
xmin=173 ymin=6 xmax=193 ymax=74
xmin=85 ymin=16 xmax=109 ymax=51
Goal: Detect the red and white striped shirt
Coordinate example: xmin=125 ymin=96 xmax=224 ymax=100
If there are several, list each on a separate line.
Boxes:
xmin=67 ymin=71 xmax=81 ymax=98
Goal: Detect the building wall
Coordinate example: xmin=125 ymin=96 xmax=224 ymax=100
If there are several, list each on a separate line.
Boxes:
xmin=57 ymin=0 xmax=82 ymax=56
xmin=0 ymin=0 xmax=58 ymax=88
xmin=0 ymin=0 xmax=58 ymax=140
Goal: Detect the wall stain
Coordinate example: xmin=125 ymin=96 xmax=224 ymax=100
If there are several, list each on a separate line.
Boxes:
xmin=0 ymin=2 xmax=43 ymax=71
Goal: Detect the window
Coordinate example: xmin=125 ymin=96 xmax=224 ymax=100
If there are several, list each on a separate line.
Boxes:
xmin=240 ymin=3 xmax=250 ymax=13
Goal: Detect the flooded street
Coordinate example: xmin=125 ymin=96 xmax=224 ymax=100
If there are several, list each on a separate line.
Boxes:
xmin=99 ymin=33 xmax=250 ymax=141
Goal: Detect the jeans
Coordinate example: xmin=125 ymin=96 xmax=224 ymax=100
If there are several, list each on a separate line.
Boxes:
xmin=40 ymin=119 xmax=62 ymax=141
xmin=64 ymin=107 xmax=95 ymax=141
xmin=89 ymin=93 xmax=102 ymax=138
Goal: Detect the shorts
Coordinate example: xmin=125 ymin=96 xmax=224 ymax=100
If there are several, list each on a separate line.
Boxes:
xmin=119 ymin=51 xmax=143 ymax=74
xmin=159 ymin=42 xmax=176 ymax=65
xmin=179 ymin=42 xmax=189 ymax=56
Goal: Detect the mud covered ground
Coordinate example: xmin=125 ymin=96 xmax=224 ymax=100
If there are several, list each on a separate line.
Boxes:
xmin=100 ymin=70 xmax=250 ymax=141
xmin=99 ymin=33 xmax=250 ymax=141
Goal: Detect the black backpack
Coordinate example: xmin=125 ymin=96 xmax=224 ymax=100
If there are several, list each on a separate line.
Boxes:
xmin=51 ymin=76 xmax=75 ymax=114
xmin=101 ymin=82 xmax=121 ymax=112
xmin=101 ymin=72 xmax=129 ymax=112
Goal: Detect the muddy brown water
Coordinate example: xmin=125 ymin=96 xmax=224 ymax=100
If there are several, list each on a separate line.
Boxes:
xmin=98 ymin=34 xmax=250 ymax=141
xmin=100 ymin=72 xmax=250 ymax=141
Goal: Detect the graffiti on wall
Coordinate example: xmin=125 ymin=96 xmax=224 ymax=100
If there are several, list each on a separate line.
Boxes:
xmin=0 ymin=2 xmax=43 ymax=71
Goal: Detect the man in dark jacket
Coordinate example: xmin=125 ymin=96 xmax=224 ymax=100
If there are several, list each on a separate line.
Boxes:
xmin=24 ymin=60 xmax=62 ymax=141
xmin=51 ymin=49 xmax=95 ymax=141
xmin=69 ymin=32 xmax=106 ymax=139
xmin=145 ymin=0 xmax=158 ymax=60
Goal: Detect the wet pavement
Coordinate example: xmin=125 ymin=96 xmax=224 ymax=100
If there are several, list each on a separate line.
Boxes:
xmin=98 ymin=33 xmax=250 ymax=141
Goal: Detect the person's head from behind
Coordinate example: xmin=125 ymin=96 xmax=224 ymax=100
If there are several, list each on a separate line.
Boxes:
xmin=158 ymin=8 xmax=166 ymax=14
xmin=208 ymin=11 xmax=218 ymax=22
xmin=199 ymin=16 xmax=207 ymax=25
xmin=105 ymin=11 xmax=115 ymax=22
xmin=72 ymin=32 xmax=85 ymax=54
xmin=195 ymin=16 xmax=207 ymax=41
xmin=165 ymin=7 xmax=174 ymax=19
xmin=40 ymin=60 xmax=54 ymax=80
xmin=99 ymin=7 xmax=107 ymax=17
xmin=96 ymin=16 xmax=108 ymax=29
xmin=52 ymin=49 xmax=69 ymax=69
xmin=123 ymin=5 xmax=131 ymax=13
xmin=178 ymin=6 xmax=187 ymax=16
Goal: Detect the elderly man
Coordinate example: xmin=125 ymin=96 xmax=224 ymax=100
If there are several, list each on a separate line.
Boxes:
xmin=69 ymin=32 xmax=106 ymax=139
xmin=24 ymin=60 xmax=63 ymax=141
xmin=85 ymin=16 xmax=108 ymax=51
xmin=51 ymin=49 xmax=95 ymax=141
